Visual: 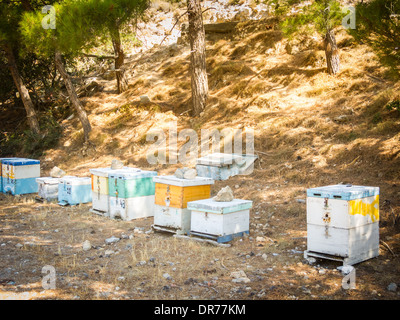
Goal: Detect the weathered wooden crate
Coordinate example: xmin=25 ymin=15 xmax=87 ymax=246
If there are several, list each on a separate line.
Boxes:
xmin=152 ymin=175 xmax=214 ymax=234
xmin=1 ymin=158 xmax=40 ymax=195
xmin=58 ymin=176 xmax=92 ymax=206
xmin=108 ymin=170 xmax=157 ymax=221
xmin=89 ymin=167 xmax=139 ymax=216
xmin=304 ymin=184 xmax=380 ymax=265
xmin=196 ymin=153 xmax=258 ymax=180
xmin=187 ymin=198 xmax=252 ymax=243
xmin=36 ymin=177 xmax=62 ymax=201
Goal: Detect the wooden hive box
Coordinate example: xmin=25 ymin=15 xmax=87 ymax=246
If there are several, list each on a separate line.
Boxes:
xmin=36 ymin=177 xmax=62 ymax=201
xmin=58 ymin=176 xmax=92 ymax=206
xmin=1 ymin=158 xmax=40 ymax=195
xmin=196 ymin=153 xmax=257 ymax=181
xmin=187 ymin=198 xmax=252 ymax=243
xmin=108 ymin=170 xmax=157 ymax=221
xmin=89 ymin=167 xmax=139 ymax=216
xmin=152 ymin=175 xmax=214 ymax=235
xmin=304 ymin=184 xmax=380 ymax=266
xmin=0 ymin=158 xmax=19 ymax=193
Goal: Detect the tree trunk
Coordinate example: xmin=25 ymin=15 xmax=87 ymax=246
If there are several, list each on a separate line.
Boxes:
xmin=55 ymin=51 xmax=91 ymax=141
xmin=324 ymin=30 xmax=340 ymax=75
xmin=110 ymin=28 xmax=128 ymax=94
xmin=187 ymin=0 xmax=208 ymax=116
xmin=4 ymin=44 xmax=41 ymax=136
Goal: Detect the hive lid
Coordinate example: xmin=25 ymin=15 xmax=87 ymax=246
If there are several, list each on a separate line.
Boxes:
xmin=36 ymin=177 xmax=62 ymax=185
xmin=196 ymin=153 xmax=244 ymax=167
xmin=153 ymin=175 xmax=214 ymax=187
xmin=109 ymin=170 xmax=158 ymax=180
xmin=59 ymin=176 xmax=91 ymax=185
xmin=307 ymin=184 xmax=380 ymax=200
xmin=89 ymin=167 xmax=139 ymax=177
xmin=187 ymin=198 xmax=253 ymax=214
xmin=1 ymin=158 xmax=40 ymax=166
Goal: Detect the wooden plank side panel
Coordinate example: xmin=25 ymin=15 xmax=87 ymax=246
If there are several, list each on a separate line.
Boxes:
xmin=182 ymin=185 xmax=211 ymax=208
xmin=155 ymin=184 xmax=184 ymax=208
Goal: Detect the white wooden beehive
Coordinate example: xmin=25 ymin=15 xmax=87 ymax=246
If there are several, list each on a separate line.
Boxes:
xmin=196 ymin=153 xmax=258 ymax=181
xmin=187 ymin=198 xmax=252 ymax=243
xmin=89 ymin=167 xmax=139 ymax=216
xmin=36 ymin=177 xmax=62 ymax=201
xmin=108 ymin=170 xmax=157 ymax=221
xmin=152 ymin=175 xmax=214 ymax=235
xmin=304 ymin=184 xmax=380 ymax=265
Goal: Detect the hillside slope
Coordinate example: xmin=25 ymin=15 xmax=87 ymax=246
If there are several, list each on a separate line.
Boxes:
xmin=1 ymin=1 xmax=400 ymax=300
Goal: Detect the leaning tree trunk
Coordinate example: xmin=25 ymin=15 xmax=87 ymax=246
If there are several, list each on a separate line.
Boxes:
xmin=55 ymin=51 xmax=91 ymax=142
xmin=110 ymin=27 xmax=128 ymax=94
xmin=324 ymin=30 xmax=340 ymax=75
xmin=187 ymin=0 xmax=208 ymax=116
xmin=4 ymin=44 xmax=41 ymax=136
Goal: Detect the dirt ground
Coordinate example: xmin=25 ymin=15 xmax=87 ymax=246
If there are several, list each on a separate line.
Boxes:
xmin=1 ymin=168 xmax=399 ymax=300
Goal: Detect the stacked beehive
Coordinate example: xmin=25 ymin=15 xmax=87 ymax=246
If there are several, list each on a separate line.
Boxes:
xmin=1 ymin=158 xmax=40 ymax=195
xmin=304 ymin=184 xmax=380 ymax=265
xmin=196 ymin=153 xmax=257 ymax=181
xmin=108 ymin=170 xmax=158 ymax=221
xmin=152 ymin=175 xmax=214 ymax=235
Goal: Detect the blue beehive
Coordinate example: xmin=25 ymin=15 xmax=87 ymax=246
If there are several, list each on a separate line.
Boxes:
xmin=58 ymin=176 xmax=92 ymax=206
xmin=1 ymin=158 xmax=19 ymax=193
xmin=1 ymin=158 xmax=40 ymax=195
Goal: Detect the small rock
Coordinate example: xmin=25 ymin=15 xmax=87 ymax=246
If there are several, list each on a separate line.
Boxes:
xmin=174 ymin=168 xmax=184 ymax=179
xmin=50 ymin=166 xmax=66 ymax=178
xmin=235 ymin=184 xmax=240 ymax=189
xmin=306 ymin=257 xmax=316 ymax=264
xmin=214 ymin=186 xmax=234 ymax=202
xmin=183 ymin=168 xmax=197 ymax=180
xmin=149 ymin=257 xmax=156 ymax=263
xmin=296 ymin=199 xmax=306 ymax=203
xmin=138 ymin=261 xmax=147 ymax=266
xmin=318 ymin=269 xmax=326 ymax=275
xmin=118 ymin=276 xmax=126 ymax=282
xmin=15 ymin=243 xmax=23 ymax=249
xmin=140 ymin=95 xmax=151 ymax=104
xmin=230 ymin=270 xmax=251 ymax=283
xmin=163 ymin=273 xmax=172 ymax=280
xmin=105 ymin=236 xmax=120 ymax=244
xmin=387 ymin=283 xmax=398 ymax=292
xmin=82 ymin=240 xmax=91 ymax=251
xmin=104 ymin=250 xmax=115 ymax=257
xmin=256 ymin=236 xmax=265 ymax=242
xmin=261 ymin=253 xmax=268 ymax=261
xmin=111 ymin=159 xmax=124 ymax=170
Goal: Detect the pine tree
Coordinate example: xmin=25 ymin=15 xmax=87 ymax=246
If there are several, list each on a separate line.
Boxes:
xmin=277 ymin=0 xmax=345 ymax=75
xmin=20 ymin=1 xmax=93 ymax=142
xmin=0 ymin=1 xmax=41 ymax=135
xmin=187 ymin=0 xmax=208 ymax=116
xmin=62 ymin=0 xmax=149 ymax=94
xmin=349 ymin=0 xmax=400 ymax=75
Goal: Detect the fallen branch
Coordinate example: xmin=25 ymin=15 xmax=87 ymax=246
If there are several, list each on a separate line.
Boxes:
xmin=81 ymin=52 xmax=117 ymax=60
xmin=380 ymin=240 xmax=395 ymax=256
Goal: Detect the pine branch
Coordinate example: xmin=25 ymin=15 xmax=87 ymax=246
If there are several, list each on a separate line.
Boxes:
xmin=80 ymin=52 xmax=117 ymax=60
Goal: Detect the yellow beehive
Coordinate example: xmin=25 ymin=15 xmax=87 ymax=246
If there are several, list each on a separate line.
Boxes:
xmin=154 ymin=176 xmax=214 ymax=209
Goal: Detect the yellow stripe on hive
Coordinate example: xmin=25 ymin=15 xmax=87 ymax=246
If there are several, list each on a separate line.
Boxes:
xmin=349 ymin=195 xmax=379 ymax=222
